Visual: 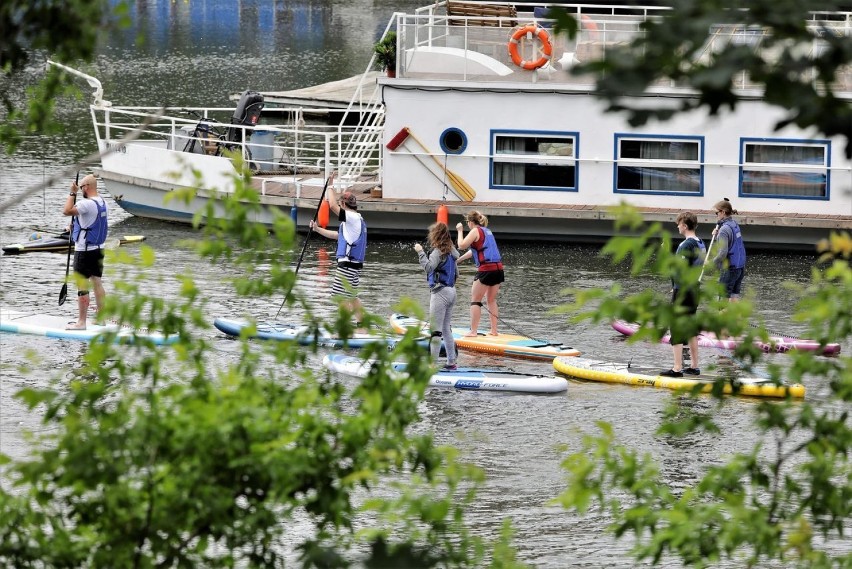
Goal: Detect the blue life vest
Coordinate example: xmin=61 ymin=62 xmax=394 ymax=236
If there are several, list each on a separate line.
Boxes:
xmin=71 ymin=197 xmax=108 ymax=247
xmin=427 ymin=252 xmax=457 ymax=289
xmin=720 ymin=218 xmax=746 ymax=269
xmin=335 ymin=216 xmax=367 ymax=262
xmin=471 ymin=227 xmax=502 ymax=268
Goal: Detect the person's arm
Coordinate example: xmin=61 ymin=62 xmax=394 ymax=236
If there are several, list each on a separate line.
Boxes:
xmin=712 ymin=226 xmax=731 ymax=268
xmin=418 ymin=248 xmax=443 ymax=273
xmin=458 ymin=250 xmax=472 ymax=263
xmin=309 ymin=219 xmax=338 ymax=240
xmin=63 ymin=182 xmax=81 ymax=216
xmin=327 ymin=174 xmax=339 ymax=216
xmin=455 ymin=223 xmax=479 ymax=249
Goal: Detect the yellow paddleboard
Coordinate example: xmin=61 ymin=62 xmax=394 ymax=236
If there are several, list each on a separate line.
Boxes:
xmin=553 ymin=356 xmax=805 ymax=399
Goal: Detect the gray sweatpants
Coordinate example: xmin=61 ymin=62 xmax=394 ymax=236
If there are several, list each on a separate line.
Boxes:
xmin=430 ymin=286 xmax=457 ymax=365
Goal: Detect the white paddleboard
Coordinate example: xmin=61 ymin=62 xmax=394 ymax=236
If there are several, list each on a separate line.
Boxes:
xmin=0 ymin=308 xmax=176 ymax=345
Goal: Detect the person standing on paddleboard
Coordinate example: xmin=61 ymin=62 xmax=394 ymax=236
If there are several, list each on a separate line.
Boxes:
xmin=63 ymin=174 xmax=108 ymax=330
xmin=309 ymin=185 xmax=367 ymax=320
xmin=414 ymin=222 xmax=460 ymax=370
xmin=711 ymin=198 xmax=747 ymax=302
xmin=661 ymin=212 xmax=706 ymax=378
xmin=456 ymin=210 xmax=504 ymax=337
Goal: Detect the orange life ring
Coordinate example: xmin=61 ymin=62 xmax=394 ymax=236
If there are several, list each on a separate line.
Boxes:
xmin=507 ymin=24 xmax=552 ymax=71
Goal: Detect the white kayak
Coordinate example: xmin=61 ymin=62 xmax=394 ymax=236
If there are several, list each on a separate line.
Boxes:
xmin=0 ymin=308 xmax=176 ymax=345
xmin=323 ymin=354 xmax=568 ymax=394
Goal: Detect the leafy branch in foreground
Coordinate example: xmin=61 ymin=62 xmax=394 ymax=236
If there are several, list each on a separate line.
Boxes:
xmin=0 ymin=170 xmax=523 ymax=568
xmin=554 ymin=206 xmax=851 ymax=567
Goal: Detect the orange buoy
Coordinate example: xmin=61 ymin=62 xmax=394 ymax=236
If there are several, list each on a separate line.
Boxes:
xmin=507 ymin=24 xmax=552 ymax=71
xmin=437 ymin=204 xmax=449 ymax=225
xmin=318 ymin=199 xmax=330 ymax=228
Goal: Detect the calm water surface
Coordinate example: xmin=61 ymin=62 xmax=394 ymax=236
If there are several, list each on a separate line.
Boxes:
xmin=0 ymin=2 xmax=847 ymax=566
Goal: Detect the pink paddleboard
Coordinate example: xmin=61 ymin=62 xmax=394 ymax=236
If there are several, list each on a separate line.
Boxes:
xmin=612 ymin=320 xmax=841 ymax=355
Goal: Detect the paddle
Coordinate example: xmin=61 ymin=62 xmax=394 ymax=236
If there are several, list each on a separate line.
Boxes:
xmin=58 ymin=173 xmax=79 ymax=306
xmin=697 ymin=220 xmax=721 ymax=283
xmin=274 ymin=172 xmax=334 ymax=318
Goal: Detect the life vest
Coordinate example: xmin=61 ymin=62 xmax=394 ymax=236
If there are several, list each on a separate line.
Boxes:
xmin=720 ymin=218 xmax=746 ymax=269
xmin=71 ymin=197 xmax=108 ymax=247
xmin=336 ymin=215 xmax=367 ymax=263
xmin=471 ymin=226 xmax=502 ymax=270
xmin=427 ymin=252 xmax=457 ymax=289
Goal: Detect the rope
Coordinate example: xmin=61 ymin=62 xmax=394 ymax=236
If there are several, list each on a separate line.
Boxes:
xmin=479 ymin=302 xmax=550 ymax=344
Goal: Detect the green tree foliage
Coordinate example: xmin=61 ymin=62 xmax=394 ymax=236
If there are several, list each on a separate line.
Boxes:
xmin=551 ymin=0 xmax=852 ymax=156
xmin=554 ymin=210 xmax=852 ymax=567
xmin=0 ymin=169 xmax=524 ymax=567
xmin=0 ymin=0 xmax=128 ymax=152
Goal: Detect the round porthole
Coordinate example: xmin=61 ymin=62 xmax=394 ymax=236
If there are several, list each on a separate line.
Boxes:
xmin=439 ymin=128 xmax=467 ymax=154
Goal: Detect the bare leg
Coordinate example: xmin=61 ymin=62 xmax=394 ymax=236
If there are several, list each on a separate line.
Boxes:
xmin=688 ymin=336 xmax=699 ymax=369
xmin=671 ymin=343 xmax=684 ymax=372
xmin=466 ymin=279 xmax=488 ymax=336
xmin=68 ymin=291 xmax=90 ymax=330
xmin=485 ymin=283 xmax=501 ymax=335
xmin=91 ymin=276 xmax=106 ymax=317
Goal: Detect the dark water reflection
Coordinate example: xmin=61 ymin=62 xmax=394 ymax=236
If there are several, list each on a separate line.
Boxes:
xmin=0 ymin=2 xmax=848 ymax=566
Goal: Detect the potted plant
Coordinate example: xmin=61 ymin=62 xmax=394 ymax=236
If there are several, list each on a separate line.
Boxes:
xmin=374 ymin=32 xmax=397 ymax=77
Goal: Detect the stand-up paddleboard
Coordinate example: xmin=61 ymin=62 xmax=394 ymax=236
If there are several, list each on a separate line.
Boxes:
xmin=0 ymin=308 xmax=176 ymax=345
xmin=213 ymin=317 xmax=451 ymax=354
xmin=2 ymin=234 xmax=146 ymax=255
xmin=612 ymin=320 xmax=840 ymax=355
xmin=323 ymin=354 xmax=568 ymax=394
xmin=553 ymin=356 xmax=805 ymax=399
xmin=390 ymin=314 xmax=580 ymax=360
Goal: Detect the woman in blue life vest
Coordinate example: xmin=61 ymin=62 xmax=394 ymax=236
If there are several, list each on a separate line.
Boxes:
xmin=309 ymin=179 xmax=367 ymax=319
xmin=710 ymin=198 xmax=746 ymax=302
xmin=455 ymin=210 xmax=504 ymax=337
xmin=660 ymin=212 xmax=706 ymax=378
xmin=414 ymin=222 xmax=460 ymax=370
xmin=62 ymin=174 xmax=108 ymax=330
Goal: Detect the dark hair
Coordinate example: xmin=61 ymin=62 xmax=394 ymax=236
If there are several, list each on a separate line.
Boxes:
xmin=427 ymin=222 xmax=453 ymax=254
xmin=676 ymin=211 xmax=698 ymax=231
xmin=465 ymin=210 xmax=488 ymax=227
xmin=713 ymin=198 xmax=737 ymax=216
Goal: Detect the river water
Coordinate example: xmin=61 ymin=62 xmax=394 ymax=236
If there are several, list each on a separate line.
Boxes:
xmin=0 ymin=2 xmax=847 ymax=566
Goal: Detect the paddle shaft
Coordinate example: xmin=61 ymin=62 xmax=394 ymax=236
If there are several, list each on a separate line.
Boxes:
xmin=275 ymin=173 xmax=333 ymax=318
xmin=698 ymin=221 xmax=721 ymax=282
xmin=479 ymin=302 xmax=547 ymax=344
xmin=58 ymin=173 xmax=79 ymax=306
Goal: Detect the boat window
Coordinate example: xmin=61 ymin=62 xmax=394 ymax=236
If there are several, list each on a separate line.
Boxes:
xmin=440 ymin=127 xmax=468 ymax=154
xmin=490 ymin=131 xmax=578 ymax=191
xmin=614 ymin=135 xmax=703 ymax=195
xmin=740 ymin=139 xmax=829 ymax=199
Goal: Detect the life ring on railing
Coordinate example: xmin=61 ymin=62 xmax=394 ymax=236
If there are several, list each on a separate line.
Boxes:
xmin=507 ymin=24 xmax=552 ymax=71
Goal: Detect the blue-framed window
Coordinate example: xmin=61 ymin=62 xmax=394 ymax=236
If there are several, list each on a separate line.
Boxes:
xmin=490 ymin=130 xmax=578 ymax=191
xmin=614 ymin=135 xmax=703 ymax=195
xmin=440 ymin=128 xmax=467 ymax=155
xmin=739 ymin=138 xmax=830 ymax=200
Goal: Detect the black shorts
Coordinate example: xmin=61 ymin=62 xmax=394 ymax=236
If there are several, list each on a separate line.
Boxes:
xmin=474 ymin=269 xmax=505 ymax=287
xmin=74 ymin=249 xmax=104 ymax=279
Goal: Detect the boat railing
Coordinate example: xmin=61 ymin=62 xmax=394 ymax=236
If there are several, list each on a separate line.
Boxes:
xmin=395 ymin=2 xmax=852 ymax=94
xmin=91 ymin=105 xmax=381 ymax=180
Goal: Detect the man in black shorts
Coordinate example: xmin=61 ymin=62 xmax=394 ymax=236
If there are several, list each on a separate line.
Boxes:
xmin=63 ymin=174 xmax=108 ymax=330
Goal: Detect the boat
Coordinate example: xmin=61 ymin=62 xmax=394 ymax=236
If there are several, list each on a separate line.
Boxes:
xmin=0 ymin=308 xmax=176 ymax=345
xmin=51 ymin=3 xmax=852 ymax=249
xmin=2 ymin=233 xmax=146 ymax=255
xmin=612 ymin=320 xmax=841 ymax=355
xmin=213 ymin=316 xmax=452 ymax=355
xmin=553 ymin=356 xmax=805 ymax=399
xmin=324 ymin=353 xmax=569 ymax=393
xmin=390 ymin=313 xmax=581 ymax=360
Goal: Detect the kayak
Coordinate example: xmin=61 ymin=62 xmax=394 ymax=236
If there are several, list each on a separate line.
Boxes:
xmin=2 ymin=234 xmax=146 ymax=255
xmin=553 ymin=356 xmax=805 ymax=399
xmin=0 ymin=308 xmax=176 ymax=345
xmin=323 ymin=354 xmax=568 ymax=394
xmin=612 ymin=320 xmax=841 ymax=355
xmin=390 ymin=313 xmax=581 ymax=360
xmin=213 ymin=317 xmax=451 ymax=354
